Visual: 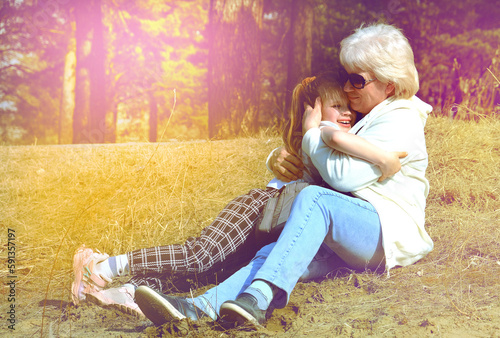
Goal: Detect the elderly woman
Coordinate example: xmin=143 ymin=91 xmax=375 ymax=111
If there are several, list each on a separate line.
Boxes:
xmin=135 ymin=23 xmax=434 ymax=327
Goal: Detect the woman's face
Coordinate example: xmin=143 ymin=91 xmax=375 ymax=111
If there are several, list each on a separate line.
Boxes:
xmin=343 ymin=70 xmax=393 ymax=115
xmin=321 ymin=98 xmax=352 ymax=132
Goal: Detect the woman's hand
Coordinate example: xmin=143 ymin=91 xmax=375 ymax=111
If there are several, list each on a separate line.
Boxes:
xmin=270 ymin=147 xmax=305 ymax=182
xmin=302 ymin=97 xmax=322 ymax=134
xmin=377 ymin=151 xmax=408 ymax=182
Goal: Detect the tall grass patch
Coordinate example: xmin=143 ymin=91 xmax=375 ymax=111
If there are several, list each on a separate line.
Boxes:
xmin=417 ymin=115 xmax=499 ymax=318
xmin=0 ymin=137 xmax=279 ymax=300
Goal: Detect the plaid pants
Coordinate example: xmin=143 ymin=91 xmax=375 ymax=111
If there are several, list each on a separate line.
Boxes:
xmin=126 ymin=187 xmax=277 ymax=293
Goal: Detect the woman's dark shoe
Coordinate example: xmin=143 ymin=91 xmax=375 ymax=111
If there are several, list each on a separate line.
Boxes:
xmin=135 ymin=285 xmax=207 ymax=326
xmin=219 ymin=293 xmax=268 ymax=328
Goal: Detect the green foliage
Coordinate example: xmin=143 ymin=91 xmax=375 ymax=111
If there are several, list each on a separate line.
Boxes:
xmin=258 ymin=1 xmax=290 ymax=128
xmin=390 ymin=0 xmax=500 ymax=117
xmin=105 ymin=0 xmax=209 ymax=142
xmin=0 ymin=0 xmax=71 ymax=144
xmin=1 ymin=0 xmax=498 ymax=144
xmin=312 ymin=0 xmax=374 ymax=74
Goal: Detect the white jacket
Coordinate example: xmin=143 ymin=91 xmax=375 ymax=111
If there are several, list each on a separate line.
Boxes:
xmin=302 ymin=96 xmax=434 ymax=270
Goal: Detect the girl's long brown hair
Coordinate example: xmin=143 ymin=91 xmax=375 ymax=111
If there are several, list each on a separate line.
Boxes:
xmin=283 ymin=72 xmax=348 ymax=157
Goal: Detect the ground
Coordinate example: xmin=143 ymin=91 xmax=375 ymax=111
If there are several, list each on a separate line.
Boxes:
xmin=1 ymin=116 xmax=499 ymax=337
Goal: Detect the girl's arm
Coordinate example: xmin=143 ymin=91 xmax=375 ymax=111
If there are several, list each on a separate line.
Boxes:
xmin=321 ymin=126 xmax=407 ymax=182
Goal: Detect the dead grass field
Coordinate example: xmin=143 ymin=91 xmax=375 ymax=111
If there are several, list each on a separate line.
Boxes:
xmin=1 ymin=115 xmax=499 ymax=337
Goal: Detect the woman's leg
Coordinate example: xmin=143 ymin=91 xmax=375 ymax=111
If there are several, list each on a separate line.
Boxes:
xmin=247 ymin=185 xmax=383 ymax=308
xmin=191 ymin=243 xmax=346 ymax=317
xmin=298 ymin=243 xmax=347 ymax=281
xmin=191 ymin=243 xmax=275 ymax=317
xmin=196 ymin=185 xmax=383 ymax=316
xmin=126 ymin=187 xmax=277 ymax=292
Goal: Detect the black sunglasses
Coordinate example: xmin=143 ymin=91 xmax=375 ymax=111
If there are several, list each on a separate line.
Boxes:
xmin=339 ymin=69 xmax=377 ymax=89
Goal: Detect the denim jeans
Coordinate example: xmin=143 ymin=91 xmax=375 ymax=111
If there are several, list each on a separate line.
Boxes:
xmin=194 ymin=185 xmax=384 ymax=315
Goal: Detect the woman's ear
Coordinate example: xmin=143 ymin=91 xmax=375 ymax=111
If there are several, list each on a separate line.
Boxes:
xmin=386 ymin=82 xmax=395 ymax=96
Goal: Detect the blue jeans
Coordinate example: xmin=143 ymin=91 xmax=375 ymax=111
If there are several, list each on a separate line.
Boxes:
xmin=195 ymin=186 xmax=384 ymax=315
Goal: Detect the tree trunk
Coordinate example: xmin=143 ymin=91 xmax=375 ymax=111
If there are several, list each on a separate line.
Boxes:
xmin=208 ymin=0 xmax=263 ymax=138
xmin=59 ymin=49 xmax=76 ymax=144
xmin=88 ymin=0 xmax=106 ymax=143
xmin=107 ymin=102 xmax=118 ymax=143
xmin=73 ymin=0 xmax=90 ymax=144
xmin=73 ymin=0 xmax=107 ymax=144
xmin=149 ymin=92 xmax=158 ymax=142
xmin=284 ymin=0 xmax=313 ymax=117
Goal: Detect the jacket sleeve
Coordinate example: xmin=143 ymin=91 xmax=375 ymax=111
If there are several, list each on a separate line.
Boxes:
xmin=302 ymin=107 xmax=423 ymax=192
xmin=302 ymin=128 xmax=381 ymax=192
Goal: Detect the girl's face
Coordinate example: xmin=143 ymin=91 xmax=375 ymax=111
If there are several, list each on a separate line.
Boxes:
xmin=321 ymin=98 xmax=352 ymax=132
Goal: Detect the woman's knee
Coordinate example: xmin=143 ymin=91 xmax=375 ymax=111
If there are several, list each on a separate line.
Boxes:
xmin=297 ymin=185 xmax=344 ymax=202
xmin=293 ymin=185 xmax=339 ymax=212
xmin=291 ymin=185 xmax=321 ymax=208
xmin=298 ymin=185 xmax=325 ymax=199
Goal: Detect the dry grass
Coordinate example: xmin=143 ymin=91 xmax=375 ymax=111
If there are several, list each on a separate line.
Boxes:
xmin=0 ymin=115 xmax=499 ymax=337
xmin=0 ymin=137 xmax=279 ymax=288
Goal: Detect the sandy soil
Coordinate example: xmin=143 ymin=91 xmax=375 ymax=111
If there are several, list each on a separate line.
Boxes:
xmin=3 ymin=263 xmax=500 ymax=337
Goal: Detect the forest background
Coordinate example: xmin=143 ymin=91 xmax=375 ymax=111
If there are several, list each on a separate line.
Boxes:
xmin=1 ymin=0 xmax=499 ymax=145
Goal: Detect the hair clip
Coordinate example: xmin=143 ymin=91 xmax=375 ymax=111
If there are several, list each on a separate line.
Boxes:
xmin=301 ymin=76 xmax=316 ymax=87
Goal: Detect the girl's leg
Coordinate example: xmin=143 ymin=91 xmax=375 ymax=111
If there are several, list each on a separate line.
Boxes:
xmin=72 ymin=188 xmax=275 ymax=304
xmin=126 ymin=187 xmax=276 ymax=292
xmin=93 ymin=254 xmax=129 ymax=280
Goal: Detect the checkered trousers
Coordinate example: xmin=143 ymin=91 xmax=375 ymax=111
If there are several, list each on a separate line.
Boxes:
xmin=125 ymin=187 xmax=277 ymax=293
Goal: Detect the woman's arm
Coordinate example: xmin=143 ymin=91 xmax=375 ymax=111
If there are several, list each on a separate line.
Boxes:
xmin=266 ymin=147 xmax=305 ymax=182
xmin=321 ymin=127 xmax=407 ymax=182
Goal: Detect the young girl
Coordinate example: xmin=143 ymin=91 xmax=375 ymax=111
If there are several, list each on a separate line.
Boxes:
xmin=72 ymin=72 xmax=404 ymax=319
xmin=281 ymin=73 xmax=404 ymax=189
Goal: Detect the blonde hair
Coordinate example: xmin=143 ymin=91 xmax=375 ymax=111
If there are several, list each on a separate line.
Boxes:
xmin=340 ymin=23 xmax=419 ymax=99
xmin=283 ymin=73 xmax=348 ymax=157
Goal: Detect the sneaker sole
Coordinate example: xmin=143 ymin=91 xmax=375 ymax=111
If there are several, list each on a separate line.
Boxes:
xmin=86 ymin=292 xmax=145 ymax=319
xmin=135 ymin=286 xmax=186 ymax=326
xmin=71 ymin=246 xmax=92 ymax=304
xmin=219 ymin=302 xmax=262 ymax=329
xmin=71 ymin=245 xmax=110 ymax=305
